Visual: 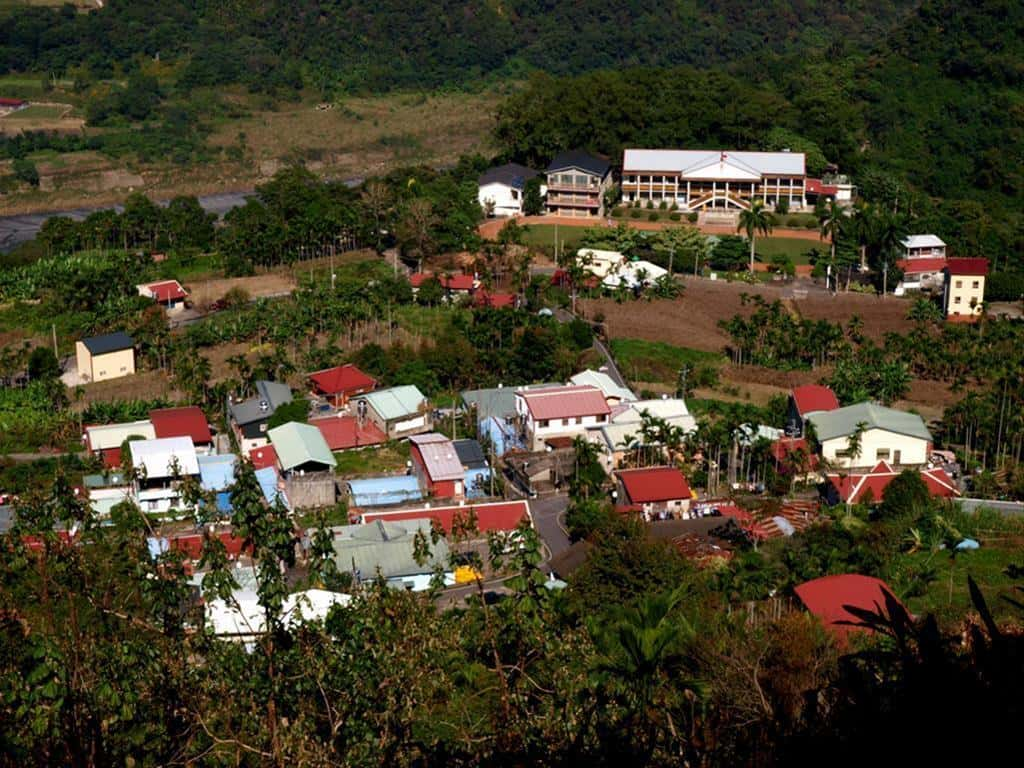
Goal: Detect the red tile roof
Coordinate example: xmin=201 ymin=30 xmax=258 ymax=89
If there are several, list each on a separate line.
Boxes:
xmin=795 ymin=574 xmax=904 ymax=643
xmin=168 ymin=531 xmax=251 ymax=561
xmin=474 ymin=290 xmax=517 ymax=309
xmin=410 ymin=272 xmax=477 ymax=291
xmin=945 ymin=257 xmax=989 ymax=276
xmin=804 ymin=178 xmax=838 ymax=196
xmin=149 ymin=406 xmax=212 ymax=444
xmin=0 ymin=98 xmax=26 ymax=107
xmin=310 ymin=415 xmax=386 ymax=451
xmin=308 ymin=364 xmax=377 ymax=396
xmin=359 ymin=500 xmax=530 ymax=534
xmin=791 ymin=384 xmax=839 ymax=416
xmin=249 ymin=445 xmax=278 ymax=470
xmin=826 ymin=461 xmax=959 ymax=505
xmin=616 ymin=466 xmax=692 ymax=504
xmin=142 ymin=280 xmax=188 ymax=302
xmin=896 ymin=257 xmax=948 ymax=274
xmin=102 ymin=447 xmax=122 ymax=469
xmin=518 ymin=385 xmax=610 ymax=421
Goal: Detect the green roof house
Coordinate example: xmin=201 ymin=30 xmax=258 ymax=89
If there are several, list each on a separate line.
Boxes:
xmin=331 ymin=518 xmax=451 ymax=591
xmin=806 ymin=402 xmax=932 ymax=470
xmin=355 ymin=385 xmax=430 ymax=439
xmin=268 ymin=422 xmax=337 ymax=474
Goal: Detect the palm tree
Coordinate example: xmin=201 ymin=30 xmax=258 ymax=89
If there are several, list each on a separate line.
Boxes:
xmin=845 ymin=420 xmax=869 ymax=468
xmin=737 ymin=199 xmax=773 ymax=273
xmin=819 ymin=200 xmax=846 ymax=271
xmin=848 ymin=201 xmax=876 ymax=272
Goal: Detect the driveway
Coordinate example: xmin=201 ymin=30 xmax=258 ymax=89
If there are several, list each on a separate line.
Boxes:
xmin=530 ymin=495 xmax=571 ymax=559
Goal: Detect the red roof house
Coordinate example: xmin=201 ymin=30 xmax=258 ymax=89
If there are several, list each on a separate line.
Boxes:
xmin=795 ymin=574 xmax=905 ymax=644
xmin=359 ymin=500 xmax=530 ymax=535
xmin=826 ymin=461 xmax=959 ymax=505
xmin=310 ymin=415 xmax=386 ymax=452
xmin=896 ymin=257 xmax=948 ymax=276
xmin=615 ymin=466 xmax=693 ymax=518
xmin=137 ymin=280 xmax=189 ymax=310
xmin=308 ymin=364 xmax=377 ymax=407
xmin=515 ymin=385 xmax=611 ymax=451
xmin=410 ymin=272 xmax=478 ymax=293
xmin=149 ymin=406 xmax=213 ymax=447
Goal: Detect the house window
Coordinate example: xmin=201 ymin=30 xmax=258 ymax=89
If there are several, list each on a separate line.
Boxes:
xmin=539 ymin=419 xmax=549 ymax=428
xmin=972 ymin=280 xmax=979 ymax=289
xmin=511 ymin=189 xmax=519 ymax=200
xmin=597 ymin=414 xmax=607 ymax=423
xmin=955 ymin=280 xmax=963 ymax=289
xmin=562 ymin=419 xmax=570 ymax=427
xmin=835 ymin=449 xmax=851 ymax=458
xmin=954 ymin=296 xmax=961 ymax=304
xmin=576 ymin=417 xmax=583 ymax=425
xmin=876 ymin=449 xmax=891 ymax=460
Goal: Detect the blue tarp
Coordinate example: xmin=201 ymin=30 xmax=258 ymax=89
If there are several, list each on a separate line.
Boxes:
xmin=479 ymin=416 xmax=524 ymax=457
xmin=255 ymin=466 xmax=289 ymax=509
xmin=198 ymin=454 xmax=237 ymax=491
xmin=347 ymin=475 xmax=423 ymax=507
xmin=956 ymin=538 xmax=980 ymax=550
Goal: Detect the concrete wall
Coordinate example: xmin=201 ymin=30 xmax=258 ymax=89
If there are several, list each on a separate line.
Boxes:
xmin=285 ymin=474 xmax=337 ymax=509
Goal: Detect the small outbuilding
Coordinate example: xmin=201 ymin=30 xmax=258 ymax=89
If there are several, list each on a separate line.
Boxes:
xmin=75 ymin=332 xmax=135 ymax=383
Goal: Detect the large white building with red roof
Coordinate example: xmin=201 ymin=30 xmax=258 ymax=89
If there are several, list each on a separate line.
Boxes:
xmin=825 ymin=460 xmax=959 ymax=506
xmin=514 ymin=384 xmax=611 ymax=451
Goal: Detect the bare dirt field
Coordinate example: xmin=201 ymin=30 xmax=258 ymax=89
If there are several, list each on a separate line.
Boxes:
xmin=72 ymin=369 xmax=180 ymax=410
xmin=187 ymin=273 xmax=298 ymax=308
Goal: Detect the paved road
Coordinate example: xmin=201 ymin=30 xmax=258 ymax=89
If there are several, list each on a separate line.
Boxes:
xmin=529 ymin=495 xmax=571 ymax=559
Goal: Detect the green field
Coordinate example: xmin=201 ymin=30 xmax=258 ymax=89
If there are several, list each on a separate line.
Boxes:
xmin=519 ymin=223 xmax=590 ymax=251
xmin=4 ymin=104 xmax=69 ymax=120
xmin=755 ymin=236 xmax=821 ymax=264
xmin=610 ymin=338 xmax=725 ymax=385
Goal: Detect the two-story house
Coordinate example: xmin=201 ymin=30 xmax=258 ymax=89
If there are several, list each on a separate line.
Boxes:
xmin=944 ymin=258 xmax=988 ymax=321
xmin=228 ymin=380 xmax=294 ymax=455
xmin=514 ymin=385 xmax=611 ymax=451
xmin=897 ymin=235 xmax=948 ymax=292
xmin=477 ymin=163 xmax=540 ymax=217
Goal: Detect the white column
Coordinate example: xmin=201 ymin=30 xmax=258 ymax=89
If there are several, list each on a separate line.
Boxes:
xmin=686 ymin=180 xmax=691 ymax=207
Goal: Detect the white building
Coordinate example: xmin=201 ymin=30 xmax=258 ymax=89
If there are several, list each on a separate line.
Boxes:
xmin=592 ymin=398 xmax=697 ymax=470
xmin=901 ymin=235 xmax=947 ymax=260
xmin=514 ymin=385 xmax=611 ymax=452
xmin=576 ymin=248 xmax=625 ymax=279
xmin=478 ymin=163 xmax=541 ymax=217
xmin=602 ymin=260 xmax=668 ymax=291
xmin=129 ymin=436 xmax=200 ymax=514
xmin=807 ymin=402 xmax=932 ymax=470
xmin=569 ymin=369 xmax=637 ymax=405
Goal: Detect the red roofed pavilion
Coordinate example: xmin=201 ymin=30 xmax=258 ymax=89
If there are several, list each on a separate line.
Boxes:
xmin=308 ymin=364 xmax=377 ymax=407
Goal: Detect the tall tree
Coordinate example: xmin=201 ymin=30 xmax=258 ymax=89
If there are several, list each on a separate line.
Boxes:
xmin=737 ymin=200 xmax=774 ymax=273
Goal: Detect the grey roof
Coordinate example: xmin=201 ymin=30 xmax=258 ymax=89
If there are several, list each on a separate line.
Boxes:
xmin=81 ymin=331 xmax=134 ymax=356
xmin=332 ymin=519 xmax=450 ymax=580
xmin=623 ymin=148 xmax=805 ymax=176
xmin=229 ymin=380 xmax=293 ymax=425
xmin=0 ymin=505 xmax=13 ymax=536
xmin=408 ymin=433 xmax=464 ymax=481
xmin=479 ymin=163 xmax=538 ymax=190
xmin=462 ymin=383 xmax=561 ymax=423
xmin=359 ymin=385 xmax=426 ymax=422
xmin=547 ymin=149 xmax=610 ymax=177
xmin=807 ymin=402 xmax=932 ymax=443
xmin=453 ymin=439 xmax=487 ymax=469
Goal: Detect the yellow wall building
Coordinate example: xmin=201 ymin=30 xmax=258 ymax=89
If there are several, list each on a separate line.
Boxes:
xmin=943 ymin=258 xmax=989 ymax=320
xmin=75 ymin=332 xmax=135 ymax=383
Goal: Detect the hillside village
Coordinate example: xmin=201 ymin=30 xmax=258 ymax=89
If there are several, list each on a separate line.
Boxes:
xmin=1 ymin=0 xmax=1023 ymax=763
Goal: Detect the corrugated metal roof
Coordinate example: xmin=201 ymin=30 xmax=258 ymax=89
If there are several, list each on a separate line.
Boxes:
xmin=359 ymin=385 xmax=426 ymax=421
xmin=129 ymin=436 xmax=199 ymax=478
xmin=308 ymin=364 xmax=376 ymax=395
xmin=478 ymin=162 xmax=538 ymax=189
xmin=229 ymin=380 xmax=293 ymax=425
xmin=410 ymin=433 xmax=464 ymax=481
xmin=81 ymin=331 xmax=134 ymax=356
xmin=808 ymin=402 xmax=932 ymax=443
xmin=268 ymin=422 xmax=337 ymax=471
xmin=517 ymin=385 xmax=610 ymax=421
xmin=255 ymin=466 xmax=288 ymax=508
xmin=86 ymin=420 xmax=155 ymax=451
xmin=623 ymin=148 xmax=805 ymax=176
xmin=546 ymin=149 xmax=610 ymax=176
xmin=361 ymin=500 xmax=529 ymax=534
xmin=462 ymin=383 xmax=561 ymax=422
xmin=616 ymin=466 xmax=692 ymax=504
xmin=347 ymin=475 xmax=423 ymax=507
xmin=331 ymin=518 xmax=449 ymax=579
xmin=570 ymin=370 xmax=637 ymax=402
xmin=901 ymin=234 xmax=946 ymax=249
xmin=198 ymin=454 xmax=237 ymax=491
xmin=150 ymin=406 xmax=212 ymax=444
xmin=790 ymin=385 xmax=839 ymax=416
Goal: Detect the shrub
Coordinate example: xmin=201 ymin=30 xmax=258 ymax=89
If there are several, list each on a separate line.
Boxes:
xmin=670 ymin=202 xmax=679 ymax=211
xmin=648 ymin=212 xmax=659 ymax=222
xmin=669 ymin=212 xmax=681 ymax=221
xmin=786 ymin=216 xmax=802 ymax=227
xmin=804 ymin=218 xmax=818 ymax=229
xmin=629 ymin=209 xmax=642 ymax=219
xmin=775 ymin=198 xmax=790 ymax=215
xmin=611 ymin=207 xmax=623 ymax=218
xmin=646 ymin=200 xmax=654 ymax=209
xmin=687 ymin=212 xmax=699 ymax=223
xmin=985 ymin=272 xmax=1024 ymax=301
xmin=658 ymin=200 xmax=668 ymax=210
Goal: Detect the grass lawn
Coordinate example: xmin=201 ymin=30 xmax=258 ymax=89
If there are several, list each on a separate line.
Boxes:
xmin=393 ymin=304 xmax=468 ymax=337
xmin=756 ymin=237 xmax=820 ymax=264
xmin=333 ymin=441 xmax=411 ymax=478
xmin=5 ymin=104 xmax=69 ymax=120
xmin=520 ymin=224 xmax=591 ymax=251
xmin=610 ymin=338 xmax=725 ymax=386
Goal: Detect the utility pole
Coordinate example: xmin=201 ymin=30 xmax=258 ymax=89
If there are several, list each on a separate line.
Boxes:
xmin=678 ymin=365 xmax=689 ymax=398
xmin=668 ymin=245 xmax=675 ymax=277
xmin=51 ymin=323 xmax=58 ymax=360
xmin=882 ymin=259 xmax=887 ymax=297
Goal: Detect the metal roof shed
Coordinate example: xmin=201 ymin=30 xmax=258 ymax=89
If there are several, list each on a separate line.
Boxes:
xmin=267 ymin=422 xmax=337 ymax=472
